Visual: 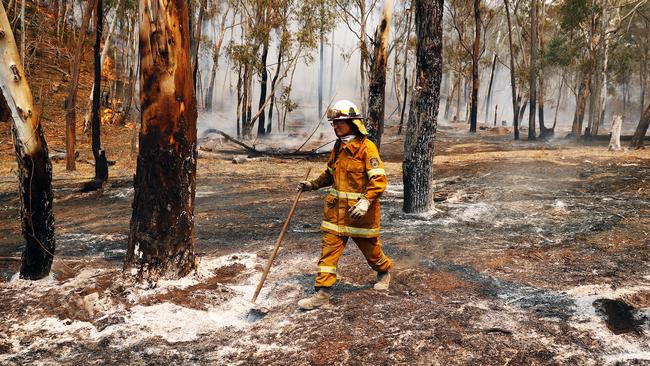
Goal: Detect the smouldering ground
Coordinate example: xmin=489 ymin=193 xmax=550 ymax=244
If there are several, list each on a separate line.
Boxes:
xmin=0 ymin=123 xmax=649 ymax=365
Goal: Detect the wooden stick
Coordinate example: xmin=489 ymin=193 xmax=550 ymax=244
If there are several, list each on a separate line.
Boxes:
xmin=252 ymin=167 xmax=311 ymax=303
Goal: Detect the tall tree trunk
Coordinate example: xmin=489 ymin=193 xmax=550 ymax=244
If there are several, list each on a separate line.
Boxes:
xmin=64 ymin=0 xmax=97 ymax=171
xmin=528 ymin=0 xmax=537 ymax=140
xmin=318 ymin=17 xmax=324 ymax=119
xmin=83 ymin=0 xmax=121 ymax=133
xmin=538 ymin=2 xmax=549 ymax=138
xmin=204 ymin=59 xmax=218 ymax=112
xmin=571 ymin=71 xmax=591 ymax=138
xmin=0 ymin=2 xmax=55 ymax=280
xmin=484 ymin=53 xmax=497 ymax=124
xmin=398 ymin=0 xmax=414 ymax=135
xmin=204 ymin=9 xmax=230 ymax=111
xmin=538 ymin=73 xmax=547 ymax=136
xmin=267 ymin=43 xmax=283 ymax=134
xmin=366 ymin=1 xmax=392 ymax=149
xmin=455 ymin=73 xmax=462 ymax=122
xmin=246 ymin=68 xmax=253 ymax=136
xmin=403 ymin=0 xmax=443 ymax=213
xmin=256 ymin=39 xmax=269 ymax=137
xmin=329 ymin=29 xmax=335 ymax=99
xmin=236 ymin=65 xmax=242 ymax=137
xmin=630 ymin=104 xmax=650 ymax=148
xmin=90 ymin=0 xmax=108 ymax=184
xmin=641 ymin=56 xmax=647 ymax=119
xmin=623 ymin=80 xmax=628 ymax=118
xmin=504 ymin=0 xmax=519 ymax=140
xmin=359 ymin=0 xmax=367 ymax=118
xmin=126 ymin=0 xmax=198 ymax=281
xmin=552 ymin=73 xmax=564 ymax=129
xmin=469 ymin=0 xmax=480 ymax=132
xmin=595 ymin=0 xmax=608 ymax=132
xmin=240 ymin=65 xmax=249 ymax=136
xmin=484 ymin=20 xmax=502 ymax=124
xmin=191 ymin=0 xmax=206 ymax=84
xmin=444 ymin=72 xmax=456 ymax=120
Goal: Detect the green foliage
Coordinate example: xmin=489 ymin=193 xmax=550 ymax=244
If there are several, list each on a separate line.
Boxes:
xmin=278 ymin=86 xmax=298 ymax=113
xmin=559 ymin=0 xmax=590 ymax=31
xmin=608 ymin=41 xmax=635 ymax=85
xmin=542 ymin=35 xmax=574 ymax=67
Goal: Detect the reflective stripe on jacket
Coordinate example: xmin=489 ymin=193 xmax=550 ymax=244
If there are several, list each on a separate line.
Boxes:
xmin=310 ymin=136 xmax=387 ymax=238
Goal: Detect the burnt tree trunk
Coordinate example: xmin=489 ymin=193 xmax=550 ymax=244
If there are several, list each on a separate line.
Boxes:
xmin=257 ymin=39 xmax=269 ymax=137
xmin=630 ymin=104 xmax=650 ymax=149
xmin=403 ymin=0 xmax=443 ymax=213
xmin=469 ymin=0 xmax=480 ymax=132
xmin=90 ymin=0 xmax=108 ymax=186
xmin=0 ymin=3 xmax=55 ymax=280
xmin=504 ymin=0 xmax=519 ymax=140
xmin=528 ymin=0 xmax=537 ymax=140
xmin=64 ymin=0 xmax=96 ymax=171
xmin=366 ymin=1 xmax=392 ymax=149
xmin=126 ymin=0 xmax=198 ymax=281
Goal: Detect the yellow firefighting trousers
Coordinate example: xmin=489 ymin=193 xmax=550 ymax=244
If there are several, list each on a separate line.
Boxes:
xmin=315 ymin=232 xmax=393 ymax=288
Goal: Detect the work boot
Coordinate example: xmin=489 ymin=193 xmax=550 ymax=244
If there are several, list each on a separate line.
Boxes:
xmin=298 ymin=288 xmax=332 ymax=310
xmin=374 ymin=271 xmax=391 ymax=291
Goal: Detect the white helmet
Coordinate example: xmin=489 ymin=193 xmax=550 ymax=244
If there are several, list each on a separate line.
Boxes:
xmin=326 ymin=100 xmax=368 ymax=135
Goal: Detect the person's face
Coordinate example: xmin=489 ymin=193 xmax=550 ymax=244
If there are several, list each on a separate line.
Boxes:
xmin=332 ymin=120 xmax=353 ymax=137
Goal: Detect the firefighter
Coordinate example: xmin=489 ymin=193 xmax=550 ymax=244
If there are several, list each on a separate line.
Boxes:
xmin=297 ymin=100 xmax=393 ymax=310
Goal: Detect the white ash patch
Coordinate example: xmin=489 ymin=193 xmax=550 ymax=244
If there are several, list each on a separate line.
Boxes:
xmin=58 ymin=232 xmax=128 ymax=244
xmin=1 ymin=252 xmax=305 ymax=360
xmin=383 ymin=184 xmax=403 ymax=199
xmin=451 ymin=202 xmax=497 ymax=222
xmin=108 ymin=187 xmax=133 ymax=199
xmin=564 ymin=284 xmax=650 ymax=365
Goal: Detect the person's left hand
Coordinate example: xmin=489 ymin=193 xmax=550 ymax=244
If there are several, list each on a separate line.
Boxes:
xmin=348 ymin=198 xmax=370 ymax=219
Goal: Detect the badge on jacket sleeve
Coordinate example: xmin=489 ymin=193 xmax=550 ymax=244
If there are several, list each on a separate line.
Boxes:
xmin=370 ymin=157 xmax=380 ymax=169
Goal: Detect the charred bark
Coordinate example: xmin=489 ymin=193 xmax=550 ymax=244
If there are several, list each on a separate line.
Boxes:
xmin=403 ymin=0 xmax=443 ymax=213
xmin=126 ymin=0 xmax=198 ymax=281
xmin=630 ymin=104 xmax=650 ymax=149
xmin=0 ymin=3 xmax=55 ymax=279
xmin=257 ymin=40 xmax=269 ymax=137
xmin=366 ymin=1 xmax=392 ymax=149
xmin=469 ymin=0 xmax=480 ymax=133
xmin=90 ymin=0 xmax=108 ymax=187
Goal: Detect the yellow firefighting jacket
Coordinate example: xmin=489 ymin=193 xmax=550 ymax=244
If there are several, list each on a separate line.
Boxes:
xmin=310 ymin=136 xmax=387 ymax=238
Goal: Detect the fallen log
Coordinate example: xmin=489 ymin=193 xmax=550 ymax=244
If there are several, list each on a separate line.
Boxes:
xmin=201 ymin=129 xmax=329 ymax=157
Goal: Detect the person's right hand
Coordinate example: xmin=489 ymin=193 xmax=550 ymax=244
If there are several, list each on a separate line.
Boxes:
xmin=297 ymin=181 xmax=314 ymax=192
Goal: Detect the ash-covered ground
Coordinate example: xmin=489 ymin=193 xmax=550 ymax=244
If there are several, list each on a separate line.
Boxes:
xmin=0 ymin=124 xmax=649 ymax=365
